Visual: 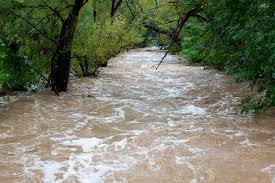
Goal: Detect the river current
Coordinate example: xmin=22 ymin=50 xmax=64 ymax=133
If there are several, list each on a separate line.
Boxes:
xmin=0 ymin=48 xmax=274 ymax=183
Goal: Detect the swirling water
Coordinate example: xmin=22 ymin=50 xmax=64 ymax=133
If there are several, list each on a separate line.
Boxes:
xmin=0 ymin=48 xmax=274 ymax=183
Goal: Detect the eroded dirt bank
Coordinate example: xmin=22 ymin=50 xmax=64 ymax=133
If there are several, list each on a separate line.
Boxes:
xmin=0 ymin=48 xmax=274 ymax=183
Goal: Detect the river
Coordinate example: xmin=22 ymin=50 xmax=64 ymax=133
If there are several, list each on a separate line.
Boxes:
xmin=0 ymin=48 xmax=274 ymax=183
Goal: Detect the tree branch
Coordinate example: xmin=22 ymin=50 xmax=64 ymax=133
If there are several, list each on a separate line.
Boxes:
xmin=156 ymin=7 xmax=203 ymax=70
xmin=111 ymin=0 xmax=123 ymax=17
xmin=193 ymin=14 xmax=208 ymax=22
xmin=0 ymin=8 xmax=56 ymax=44
xmin=143 ymin=21 xmax=181 ymax=47
xmin=42 ymin=2 xmax=65 ymax=23
xmin=125 ymin=0 xmax=135 ymax=19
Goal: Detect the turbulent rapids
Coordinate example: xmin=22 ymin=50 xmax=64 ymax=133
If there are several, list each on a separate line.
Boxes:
xmin=0 ymin=48 xmax=274 ymax=183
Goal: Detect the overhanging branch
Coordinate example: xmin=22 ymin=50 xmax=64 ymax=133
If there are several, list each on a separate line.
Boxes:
xmin=0 ymin=8 xmax=56 ymax=44
xmin=156 ymin=7 xmax=205 ymax=70
xmin=42 ymin=2 xmax=65 ymax=23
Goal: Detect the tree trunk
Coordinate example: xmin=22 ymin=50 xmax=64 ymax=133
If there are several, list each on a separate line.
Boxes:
xmin=110 ymin=0 xmax=123 ymax=18
xmin=50 ymin=0 xmax=86 ymax=93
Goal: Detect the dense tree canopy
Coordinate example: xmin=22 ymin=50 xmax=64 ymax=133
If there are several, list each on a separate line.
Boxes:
xmin=180 ymin=0 xmax=274 ymax=112
xmin=0 ymin=0 xmax=274 ymax=112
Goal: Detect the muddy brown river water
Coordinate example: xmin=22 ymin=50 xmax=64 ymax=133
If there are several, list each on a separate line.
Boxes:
xmin=0 ymin=48 xmax=275 ymax=183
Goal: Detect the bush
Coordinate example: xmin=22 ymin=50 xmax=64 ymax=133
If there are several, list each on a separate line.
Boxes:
xmin=180 ymin=0 xmax=275 ymax=112
xmin=0 ymin=41 xmax=40 ymax=94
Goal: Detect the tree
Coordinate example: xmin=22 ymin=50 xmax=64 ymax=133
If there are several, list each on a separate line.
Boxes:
xmin=180 ymin=0 xmax=275 ymax=112
xmin=111 ymin=0 xmax=123 ymax=18
xmin=50 ymin=0 xmax=88 ymax=92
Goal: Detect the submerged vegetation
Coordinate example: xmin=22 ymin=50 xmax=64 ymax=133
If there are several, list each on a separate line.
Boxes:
xmin=0 ymin=0 xmax=274 ymax=112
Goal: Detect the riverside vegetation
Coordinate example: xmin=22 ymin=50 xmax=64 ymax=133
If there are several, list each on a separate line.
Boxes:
xmin=0 ymin=0 xmax=274 ymax=113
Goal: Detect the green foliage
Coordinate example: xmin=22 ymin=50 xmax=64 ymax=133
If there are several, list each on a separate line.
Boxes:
xmin=0 ymin=0 xmax=273 ymax=112
xmin=180 ymin=0 xmax=275 ymax=112
xmin=0 ymin=0 xmax=64 ymax=94
xmin=0 ymin=0 xmax=145 ymax=92
xmin=181 ymin=20 xmax=207 ymax=63
xmin=0 ymin=40 xmax=40 ymax=94
xmin=71 ymin=1 xmax=145 ymax=76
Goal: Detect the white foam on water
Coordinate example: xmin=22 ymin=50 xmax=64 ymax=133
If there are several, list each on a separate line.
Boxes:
xmin=29 ymin=155 xmax=115 ymax=183
xmin=131 ymin=130 xmax=144 ymax=136
xmin=155 ymin=136 xmax=190 ymax=146
xmin=186 ymin=127 xmax=204 ymax=132
xmin=114 ymin=107 xmax=125 ymax=120
xmin=233 ymin=131 xmax=245 ymax=137
xmin=175 ymin=156 xmax=188 ymax=165
xmin=148 ymin=158 xmax=161 ymax=171
xmin=71 ymin=112 xmax=86 ymax=118
xmin=227 ymin=131 xmax=246 ymax=140
xmin=175 ymin=156 xmax=198 ymax=180
xmin=149 ymin=46 xmax=160 ymax=50
xmin=154 ymin=136 xmax=205 ymax=155
xmin=167 ymin=119 xmax=177 ymax=127
xmin=64 ymin=112 xmax=93 ymax=136
xmin=30 ymin=159 xmax=66 ymax=183
xmin=211 ymin=129 xmax=247 ymax=140
xmin=115 ymin=138 xmax=128 ymax=151
xmin=65 ymin=154 xmax=111 ymax=183
xmin=190 ymin=179 xmax=198 ymax=183
xmin=163 ymin=87 xmax=181 ymax=97
xmin=184 ymin=144 xmax=204 ymax=154
xmin=152 ymin=136 xmax=204 ymax=156
xmin=178 ymin=105 xmax=207 ymax=116
xmin=27 ymin=135 xmax=139 ymax=183
xmin=142 ymin=73 xmax=184 ymax=84
xmin=70 ymin=107 xmax=126 ymax=125
xmin=239 ymin=138 xmax=256 ymax=146
xmin=99 ymin=107 xmax=125 ymax=124
xmin=261 ymin=164 xmax=275 ymax=183
xmin=0 ymin=132 xmax=12 ymax=139
xmin=211 ymin=95 xmax=240 ymax=116
xmin=62 ymin=138 xmax=104 ymax=153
